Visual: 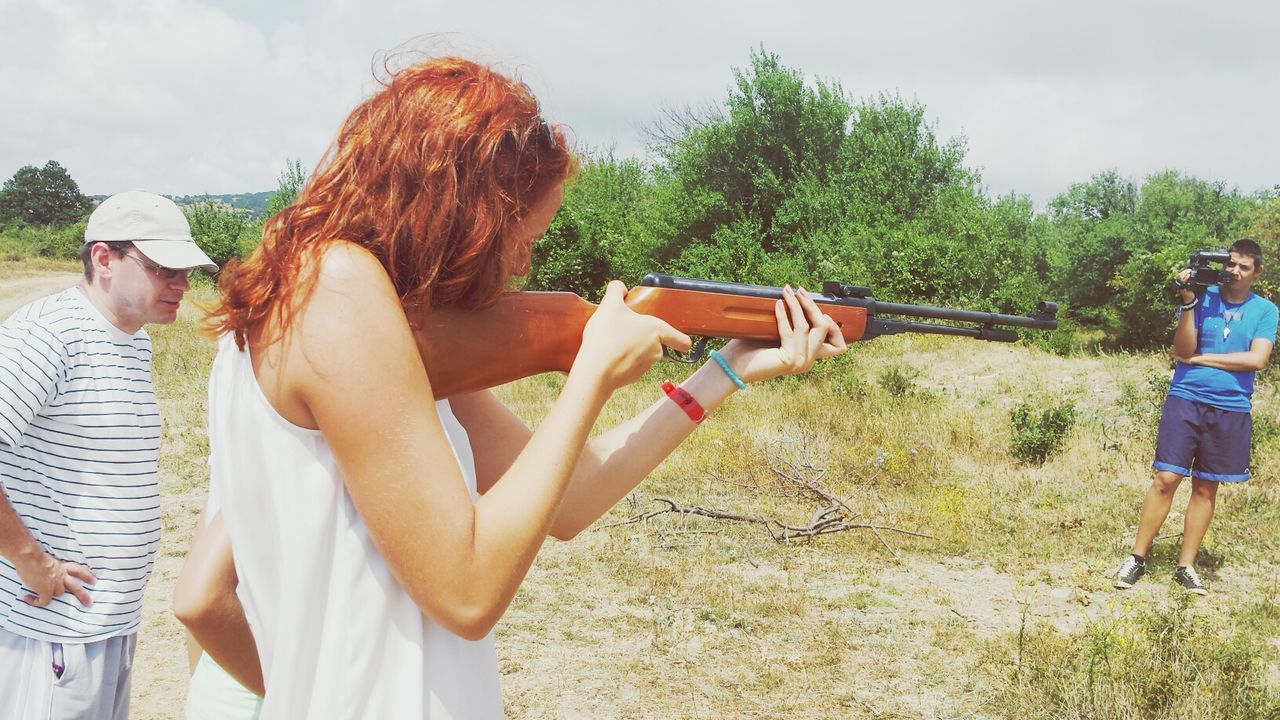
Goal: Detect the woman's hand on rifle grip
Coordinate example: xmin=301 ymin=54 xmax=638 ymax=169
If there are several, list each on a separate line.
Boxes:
xmin=574 ymin=281 xmax=692 ymax=393
xmin=718 ymin=284 xmax=847 ymax=384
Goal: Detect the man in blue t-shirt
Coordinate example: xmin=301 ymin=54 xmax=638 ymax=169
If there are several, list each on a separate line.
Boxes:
xmin=1114 ymin=239 xmax=1277 ymax=595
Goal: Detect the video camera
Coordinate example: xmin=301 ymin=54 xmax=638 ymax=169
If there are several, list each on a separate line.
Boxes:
xmin=1171 ymin=249 xmax=1233 ymax=300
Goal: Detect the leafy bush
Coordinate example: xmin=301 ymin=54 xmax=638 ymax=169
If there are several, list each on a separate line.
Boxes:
xmin=1108 ymin=245 xmax=1194 ymax=349
xmin=1117 ymin=371 xmax=1171 ymax=429
xmin=183 ymin=200 xmax=250 ymax=267
xmin=1026 ymin=317 xmax=1081 ymax=357
xmin=878 ymin=365 xmax=916 ymax=398
xmin=1010 ymin=399 xmax=1076 ymax=464
xmin=0 ymin=221 xmax=85 ymax=259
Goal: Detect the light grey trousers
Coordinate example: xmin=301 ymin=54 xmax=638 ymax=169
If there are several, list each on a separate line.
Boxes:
xmin=0 ymin=627 xmax=136 ymax=720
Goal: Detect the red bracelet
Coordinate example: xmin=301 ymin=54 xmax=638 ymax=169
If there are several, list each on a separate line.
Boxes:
xmin=660 ymin=380 xmax=705 ymax=423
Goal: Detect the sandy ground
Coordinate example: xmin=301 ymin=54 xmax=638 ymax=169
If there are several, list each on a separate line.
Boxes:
xmin=0 ymin=272 xmax=81 ymax=319
xmin=5 ymin=271 xmax=1272 ymax=718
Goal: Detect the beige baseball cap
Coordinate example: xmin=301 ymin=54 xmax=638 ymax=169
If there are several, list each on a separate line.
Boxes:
xmin=84 ymin=191 xmax=217 ymax=272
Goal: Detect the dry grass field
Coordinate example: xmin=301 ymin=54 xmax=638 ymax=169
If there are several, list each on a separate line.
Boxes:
xmin=3 ymin=258 xmax=1278 ymax=719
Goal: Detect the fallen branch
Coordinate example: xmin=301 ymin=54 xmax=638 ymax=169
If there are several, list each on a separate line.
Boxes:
xmin=600 ymin=430 xmax=931 ymax=551
xmin=600 ymin=496 xmax=932 ymax=544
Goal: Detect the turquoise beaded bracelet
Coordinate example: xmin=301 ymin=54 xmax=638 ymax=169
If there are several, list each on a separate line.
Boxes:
xmin=709 ymin=349 xmax=747 ymax=390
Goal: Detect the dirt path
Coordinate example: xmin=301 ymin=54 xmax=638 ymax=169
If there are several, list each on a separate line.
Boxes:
xmin=0 ymin=272 xmax=81 ymax=319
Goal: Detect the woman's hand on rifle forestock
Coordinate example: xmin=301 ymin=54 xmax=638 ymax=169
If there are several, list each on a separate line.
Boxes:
xmin=718 ymin=285 xmax=847 ymax=383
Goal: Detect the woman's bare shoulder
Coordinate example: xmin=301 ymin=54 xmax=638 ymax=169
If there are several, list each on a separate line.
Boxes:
xmin=311 ymin=241 xmax=392 ymax=290
xmin=286 ymin=241 xmax=416 ymax=378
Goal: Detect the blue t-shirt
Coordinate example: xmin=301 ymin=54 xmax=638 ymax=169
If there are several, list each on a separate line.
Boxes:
xmin=1169 ymin=287 xmax=1278 ymax=412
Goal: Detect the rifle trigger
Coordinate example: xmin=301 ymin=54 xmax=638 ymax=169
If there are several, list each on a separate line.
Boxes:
xmin=663 ymin=337 xmax=709 ymax=365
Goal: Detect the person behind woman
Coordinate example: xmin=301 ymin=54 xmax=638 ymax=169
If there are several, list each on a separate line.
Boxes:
xmin=176 ymin=54 xmax=846 ymax=718
xmin=177 ymin=499 xmax=261 ymax=720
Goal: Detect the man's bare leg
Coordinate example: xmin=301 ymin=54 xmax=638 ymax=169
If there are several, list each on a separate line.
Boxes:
xmin=1177 ymin=476 xmax=1219 ymax=567
xmin=1131 ymin=470 xmax=1184 ymax=557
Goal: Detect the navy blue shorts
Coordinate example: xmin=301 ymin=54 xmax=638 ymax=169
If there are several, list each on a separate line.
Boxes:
xmin=1153 ymin=395 xmax=1251 ymax=482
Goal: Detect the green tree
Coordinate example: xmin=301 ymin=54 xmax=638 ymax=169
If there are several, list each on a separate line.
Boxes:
xmin=1043 ymin=171 xmax=1138 ymax=316
xmin=0 ymin=161 xmax=91 ymax=226
xmin=233 ymin=159 xmax=310 ymax=260
xmin=1244 ymin=190 xmax=1280 ymax=301
xmin=838 ymin=93 xmax=972 ymax=232
xmin=653 ymin=47 xmax=852 ymax=279
xmin=1130 ymin=171 xmax=1251 ymax=252
xmin=528 ymin=153 xmax=667 ymax=297
xmin=183 ymin=200 xmax=250 ymax=267
xmin=642 ymin=48 xmax=1041 ymax=312
xmin=1084 ymin=172 xmax=1258 ymax=347
xmin=265 ymin=159 xmax=307 ymax=218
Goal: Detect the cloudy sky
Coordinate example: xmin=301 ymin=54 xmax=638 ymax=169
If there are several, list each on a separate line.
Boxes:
xmin=2 ymin=0 xmax=1276 ymax=205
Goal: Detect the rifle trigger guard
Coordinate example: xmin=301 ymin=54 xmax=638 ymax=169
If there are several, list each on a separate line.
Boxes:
xmin=663 ymin=337 xmax=710 ymax=365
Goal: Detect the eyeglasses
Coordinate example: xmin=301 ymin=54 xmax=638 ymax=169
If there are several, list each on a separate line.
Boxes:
xmin=499 ymin=84 xmax=558 ymax=152
xmin=536 ymin=118 xmax=556 ymax=149
xmin=123 ymin=252 xmax=191 ymax=281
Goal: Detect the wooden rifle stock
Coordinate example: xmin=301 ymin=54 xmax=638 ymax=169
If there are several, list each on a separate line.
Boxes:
xmin=409 ymin=286 xmax=871 ymax=398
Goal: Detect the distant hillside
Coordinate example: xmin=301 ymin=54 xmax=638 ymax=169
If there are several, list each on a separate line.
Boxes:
xmin=89 ymin=191 xmax=273 ymax=218
xmin=172 ymin=192 xmax=272 ymax=217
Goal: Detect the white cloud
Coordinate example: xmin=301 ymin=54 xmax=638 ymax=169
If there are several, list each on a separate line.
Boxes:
xmin=1 ymin=0 xmax=1277 ymax=202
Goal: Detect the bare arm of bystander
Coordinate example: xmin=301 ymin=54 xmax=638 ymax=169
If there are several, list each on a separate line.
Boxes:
xmin=173 ymin=510 xmax=265 ymax=697
xmin=1174 ymin=338 xmax=1274 ymax=372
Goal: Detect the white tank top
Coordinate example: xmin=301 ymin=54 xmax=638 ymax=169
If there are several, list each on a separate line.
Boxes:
xmin=206 ymin=334 xmax=503 ymax=719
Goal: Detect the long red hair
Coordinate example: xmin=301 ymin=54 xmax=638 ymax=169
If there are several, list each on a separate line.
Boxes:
xmin=207 ymin=56 xmax=576 ymax=347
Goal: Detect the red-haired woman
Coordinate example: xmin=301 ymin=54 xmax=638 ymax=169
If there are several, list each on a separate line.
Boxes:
xmin=175 ymin=56 xmax=845 ymax=718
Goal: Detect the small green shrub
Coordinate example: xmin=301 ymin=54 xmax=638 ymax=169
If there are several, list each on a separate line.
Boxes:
xmin=878 ymin=365 xmax=915 ymax=398
xmin=1026 ymin=317 xmax=1081 ymax=357
xmin=1010 ymin=399 xmax=1076 ymax=464
xmin=1147 ymin=370 xmax=1170 ymax=400
xmin=1117 ymin=370 xmax=1171 ymax=428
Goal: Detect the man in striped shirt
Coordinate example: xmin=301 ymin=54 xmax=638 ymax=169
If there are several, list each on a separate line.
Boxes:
xmin=0 ymin=191 xmax=216 ymax=720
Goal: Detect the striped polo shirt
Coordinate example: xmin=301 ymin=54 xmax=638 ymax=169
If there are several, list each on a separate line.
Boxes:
xmin=0 ymin=286 xmax=161 ymax=642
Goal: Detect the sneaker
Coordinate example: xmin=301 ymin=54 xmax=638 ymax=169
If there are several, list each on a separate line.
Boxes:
xmin=1174 ymin=566 xmax=1208 ymax=595
xmin=1113 ymin=555 xmax=1146 ymax=589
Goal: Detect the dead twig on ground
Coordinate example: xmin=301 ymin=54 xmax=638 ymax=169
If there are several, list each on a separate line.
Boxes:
xmin=600 ymin=496 xmax=932 ymax=544
xmin=601 ymin=429 xmax=930 ymax=550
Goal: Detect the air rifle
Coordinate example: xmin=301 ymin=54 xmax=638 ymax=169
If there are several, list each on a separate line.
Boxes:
xmin=410 ymin=273 xmax=1059 ymax=399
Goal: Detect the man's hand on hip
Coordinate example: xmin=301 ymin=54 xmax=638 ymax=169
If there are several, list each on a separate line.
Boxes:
xmin=14 ymin=547 xmax=95 ymax=608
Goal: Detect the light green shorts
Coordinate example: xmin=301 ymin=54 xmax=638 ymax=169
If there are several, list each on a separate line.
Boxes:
xmin=185 ymin=653 xmax=262 ymax=720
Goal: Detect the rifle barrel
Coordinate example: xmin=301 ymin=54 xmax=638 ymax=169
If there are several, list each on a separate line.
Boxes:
xmin=869 ymin=300 xmax=1056 ymax=330
xmin=641 ymin=274 xmax=1058 ymax=331
xmin=869 ymin=319 xmax=1020 ymax=343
